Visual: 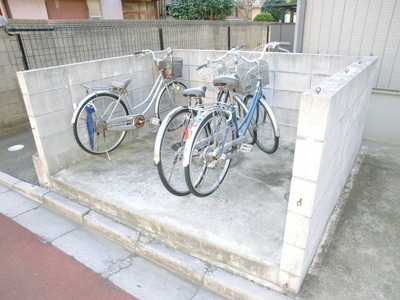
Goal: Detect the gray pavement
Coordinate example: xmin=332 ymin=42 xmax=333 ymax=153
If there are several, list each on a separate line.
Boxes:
xmin=0 ymin=182 xmax=227 ymax=300
xmin=1 ymin=127 xmax=400 ymax=299
xmin=297 ymin=140 xmax=400 ymax=300
xmin=0 ymin=127 xmax=38 ymax=185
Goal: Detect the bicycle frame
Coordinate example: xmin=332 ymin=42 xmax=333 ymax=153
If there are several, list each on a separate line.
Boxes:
xmin=229 ymin=79 xmax=280 ymax=144
xmin=71 ymin=72 xmax=173 ymax=131
xmin=182 ymin=77 xmax=280 ymax=167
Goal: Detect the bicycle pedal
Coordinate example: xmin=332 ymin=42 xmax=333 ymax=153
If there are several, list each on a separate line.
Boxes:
xmin=240 ymin=143 xmax=253 ymax=153
xmin=150 ymin=117 xmax=160 ymax=126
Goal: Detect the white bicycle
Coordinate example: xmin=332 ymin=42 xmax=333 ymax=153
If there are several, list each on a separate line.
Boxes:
xmin=71 ymin=48 xmax=187 ymax=158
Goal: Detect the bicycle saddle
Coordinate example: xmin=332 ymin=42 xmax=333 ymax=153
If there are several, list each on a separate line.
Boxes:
xmin=212 ymin=74 xmax=240 ymax=89
xmin=111 ymin=78 xmax=131 ymax=90
xmin=183 ymin=85 xmax=207 ymax=97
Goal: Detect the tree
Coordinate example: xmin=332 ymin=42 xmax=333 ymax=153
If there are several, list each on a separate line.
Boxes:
xmin=235 ymin=0 xmax=255 ymax=20
xmin=253 ymin=12 xmax=274 ymax=22
xmin=262 ymin=0 xmax=295 ymax=22
xmin=170 ymin=0 xmax=235 ymax=20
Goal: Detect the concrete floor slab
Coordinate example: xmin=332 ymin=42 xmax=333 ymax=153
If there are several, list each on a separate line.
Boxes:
xmin=2 ymin=127 xmax=399 ymax=299
xmin=51 ymin=130 xmax=294 ymax=287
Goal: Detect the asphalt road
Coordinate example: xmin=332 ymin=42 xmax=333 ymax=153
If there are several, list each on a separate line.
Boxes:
xmin=0 ymin=127 xmax=38 ymax=185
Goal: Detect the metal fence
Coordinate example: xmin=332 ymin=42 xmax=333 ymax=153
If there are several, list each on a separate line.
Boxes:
xmin=4 ymin=20 xmax=293 ymax=71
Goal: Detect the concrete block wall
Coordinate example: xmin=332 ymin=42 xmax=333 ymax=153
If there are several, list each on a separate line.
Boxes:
xmin=279 ymin=56 xmax=378 ymax=292
xmin=0 ymin=30 xmax=29 ymax=135
xmin=264 ymin=53 xmax=356 ymax=143
xmin=17 ymin=53 xmax=173 ymax=186
xmin=175 ymin=50 xmax=357 ymax=144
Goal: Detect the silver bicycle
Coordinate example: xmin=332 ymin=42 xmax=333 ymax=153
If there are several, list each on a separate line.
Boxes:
xmin=71 ymin=48 xmax=187 ymax=158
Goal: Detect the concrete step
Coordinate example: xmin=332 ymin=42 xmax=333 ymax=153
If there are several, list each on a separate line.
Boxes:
xmin=0 ymin=172 xmax=293 ymax=299
xmin=45 ymin=134 xmax=294 ymax=295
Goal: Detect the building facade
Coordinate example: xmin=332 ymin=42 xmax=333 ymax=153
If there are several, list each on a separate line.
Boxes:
xmin=295 ymin=0 xmax=400 ymax=144
xmin=0 ymin=0 xmax=167 ymax=20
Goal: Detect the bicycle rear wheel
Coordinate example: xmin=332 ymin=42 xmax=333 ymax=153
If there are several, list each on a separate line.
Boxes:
xmin=157 ymin=108 xmax=195 ymax=196
xmin=184 ymin=110 xmax=234 ymax=197
xmin=73 ymin=93 xmax=128 ymax=155
xmin=247 ymin=95 xmax=279 ymax=154
xmin=157 ymin=81 xmax=187 ymax=123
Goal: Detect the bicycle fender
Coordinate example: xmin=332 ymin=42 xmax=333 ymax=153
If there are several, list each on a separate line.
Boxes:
xmin=182 ymin=110 xmax=216 ymax=168
xmin=153 ymin=80 xmax=187 ymax=116
xmin=71 ymin=90 xmax=117 ymax=124
xmin=153 ymin=106 xmax=188 ymax=165
xmin=259 ymin=98 xmax=280 ymax=137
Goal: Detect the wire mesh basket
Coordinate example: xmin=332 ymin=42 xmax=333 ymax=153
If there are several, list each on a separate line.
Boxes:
xmin=158 ymin=57 xmax=183 ymax=79
xmin=236 ymin=59 xmax=269 ymax=95
xmin=197 ymin=55 xmax=236 ymax=85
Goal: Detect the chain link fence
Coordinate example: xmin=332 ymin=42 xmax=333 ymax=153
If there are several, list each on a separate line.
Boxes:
xmin=0 ymin=19 xmax=293 ymax=134
xmin=4 ymin=20 xmax=285 ymax=71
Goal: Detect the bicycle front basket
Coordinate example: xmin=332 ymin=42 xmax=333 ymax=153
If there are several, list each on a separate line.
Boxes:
xmin=240 ymin=60 xmax=269 ymax=95
xmin=172 ymin=57 xmax=183 ymax=79
xmin=197 ymin=55 xmax=236 ymax=86
xmin=159 ymin=57 xmax=183 ymax=79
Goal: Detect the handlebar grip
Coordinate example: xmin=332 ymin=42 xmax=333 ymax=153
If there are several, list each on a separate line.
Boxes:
xmin=278 ymin=42 xmax=291 ymax=46
xmin=196 ymin=63 xmax=208 ymax=70
xmin=234 ymin=44 xmax=246 ymax=51
xmin=134 ymin=51 xmax=144 ymax=55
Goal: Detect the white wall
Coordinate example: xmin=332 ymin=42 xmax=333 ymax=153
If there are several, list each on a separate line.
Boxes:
xmin=7 ymin=0 xmax=48 ymax=19
xmin=298 ymin=0 xmax=400 ymax=145
xmin=364 ymin=91 xmax=400 ymax=145
xmin=100 ymin=0 xmax=123 ymax=19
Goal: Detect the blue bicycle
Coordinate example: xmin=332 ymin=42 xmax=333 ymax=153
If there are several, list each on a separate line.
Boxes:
xmin=182 ymin=43 xmax=282 ymax=197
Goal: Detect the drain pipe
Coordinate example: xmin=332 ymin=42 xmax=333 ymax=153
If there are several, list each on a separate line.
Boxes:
xmin=0 ymin=16 xmax=54 ymax=70
xmin=293 ymin=0 xmax=307 ymax=53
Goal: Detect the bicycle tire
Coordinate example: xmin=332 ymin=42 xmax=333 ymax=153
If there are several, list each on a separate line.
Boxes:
xmin=184 ymin=110 xmax=234 ymax=197
xmin=157 ymin=81 xmax=187 ymax=123
xmin=73 ymin=93 xmax=128 ymax=155
xmin=246 ymin=95 xmax=279 ymax=154
xmin=157 ymin=108 xmax=195 ymax=196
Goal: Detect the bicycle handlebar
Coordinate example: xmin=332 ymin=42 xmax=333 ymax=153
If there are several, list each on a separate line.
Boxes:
xmin=240 ymin=41 xmax=291 ymax=64
xmin=196 ymin=44 xmax=247 ymax=70
xmin=135 ymin=47 xmax=172 ymax=63
xmin=233 ymin=44 xmax=246 ymax=51
xmin=196 ymin=41 xmax=291 ymax=70
xmin=196 ymin=63 xmax=208 ymax=71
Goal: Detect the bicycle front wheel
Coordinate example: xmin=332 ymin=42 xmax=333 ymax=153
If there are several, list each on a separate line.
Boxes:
xmin=184 ymin=111 xmax=234 ymax=197
xmin=249 ymin=96 xmax=279 ymax=154
xmin=73 ymin=93 xmax=128 ymax=155
xmin=157 ymin=108 xmax=195 ymax=196
xmin=157 ymin=81 xmax=187 ymax=123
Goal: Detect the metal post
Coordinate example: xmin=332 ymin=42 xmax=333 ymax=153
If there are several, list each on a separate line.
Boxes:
xmin=16 ymin=33 xmax=29 ymax=70
xmin=227 ymin=26 xmax=231 ymax=50
xmin=294 ymin=0 xmax=307 ymax=53
xmin=159 ymin=27 xmax=164 ymax=50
